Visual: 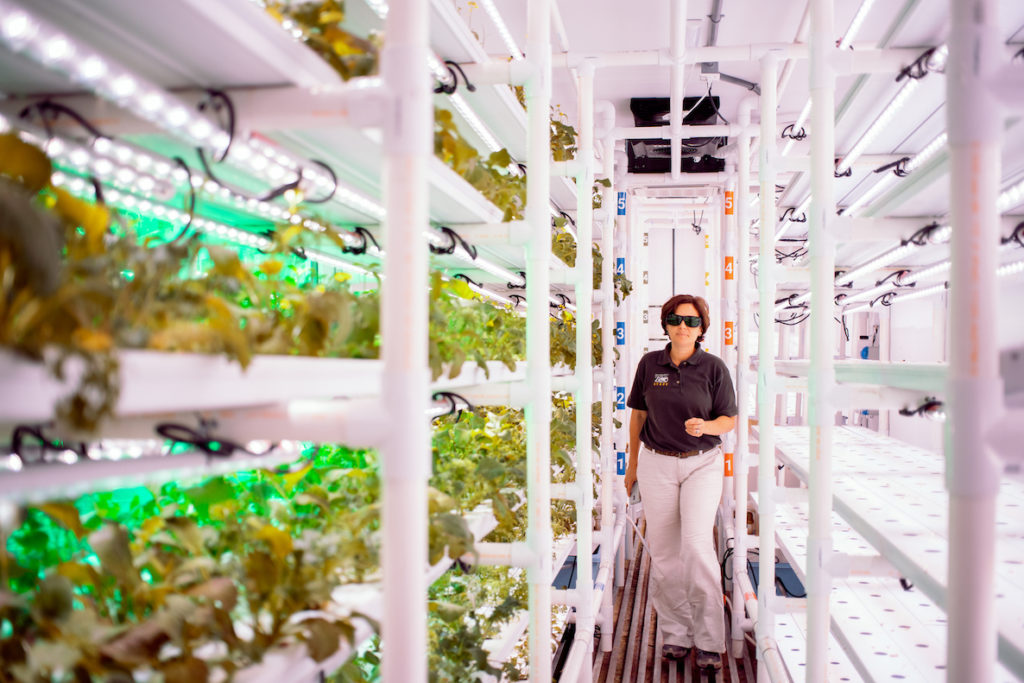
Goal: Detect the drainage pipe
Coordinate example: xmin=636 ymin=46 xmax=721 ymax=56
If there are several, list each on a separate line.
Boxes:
xmin=379 ymin=0 xmax=431 ymax=679
xmin=525 ymin=0 xmax=554 ymax=678
xmin=945 ymin=0 xmax=1003 ymax=679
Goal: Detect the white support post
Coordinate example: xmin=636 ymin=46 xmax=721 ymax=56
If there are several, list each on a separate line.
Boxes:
xmin=946 ymin=0 xmax=1004 ymax=679
xmin=601 ymin=137 xmax=620 ymax=655
xmin=669 ymin=0 xmax=688 ymax=180
xmin=807 ymin=0 xmax=837 ymax=675
xmin=729 ymin=99 xmax=755 ymax=656
xmin=756 ymin=52 xmax=780 ymax=683
xmin=572 ymin=61 xmax=596 ymax=683
xmin=379 ymin=0 xmax=431 ymax=680
xmin=525 ymin=0 xmax=553 ymax=679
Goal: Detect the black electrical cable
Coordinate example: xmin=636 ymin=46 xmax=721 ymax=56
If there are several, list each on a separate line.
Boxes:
xmin=155 ymin=422 xmax=275 ymax=458
xmin=18 ymin=100 xmax=107 ymax=142
xmin=779 ymin=206 xmax=807 ymax=224
xmin=869 ymin=291 xmax=898 ymax=308
xmin=197 ymin=89 xmax=235 ymax=163
xmin=902 ymin=222 xmax=942 ymax=247
xmin=1002 ymin=221 xmax=1024 ymax=249
xmin=9 ymin=424 xmax=88 ymax=466
xmin=509 ymin=293 xmax=526 ymax=307
xmin=167 ymin=156 xmax=197 ymax=242
xmin=835 ymin=315 xmax=851 ymax=342
xmin=302 ymin=159 xmax=339 ymax=204
xmin=196 ymin=146 xmax=302 ymax=203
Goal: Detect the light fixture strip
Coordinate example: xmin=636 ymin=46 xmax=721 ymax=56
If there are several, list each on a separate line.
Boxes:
xmin=837 ymin=0 xmax=879 ymax=50
xmin=997 ymin=176 xmax=1024 ymax=212
xmin=835 ymin=79 xmax=921 ymax=175
xmin=478 ymin=0 xmax=524 ymax=60
xmin=780 ymin=101 xmax=812 ymax=158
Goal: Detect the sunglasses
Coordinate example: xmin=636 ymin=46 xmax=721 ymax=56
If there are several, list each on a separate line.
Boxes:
xmin=665 ymin=314 xmax=702 ymax=328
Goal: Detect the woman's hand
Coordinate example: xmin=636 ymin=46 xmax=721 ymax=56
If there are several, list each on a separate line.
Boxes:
xmin=685 ymin=417 xmax=706 ymax=437
xmin=624 ymin=465 xmax=638 ymax=497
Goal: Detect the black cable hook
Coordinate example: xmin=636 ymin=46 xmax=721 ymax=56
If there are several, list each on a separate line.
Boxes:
xmin=10 ymin=424 xmax=88 ymax=467
xmin=896 ymin=46 xmax=944 ymax=82
xmin=431 ymin=391 xmax=475 ymax=421
xmin=433 ymin=60 xmax=477 ymax=95
xmin=429 ymin=226 xmax=477 ymax=258
xmin=506 ymin=271 xmax=527 ymax=290
xmin=197 ymin=89 xmax=235 ymax=163
xmin=155 ymin=421 xmax=275 ymax=458
xmin=779 ymin=206 xmax=807 ymax=224
xmin=341 ymin=226 xmax=381 ymax=256
xmin=453 ymin=273 xmax=482 ymax=288
xmin=780 ymin=123 xmax=806 ymax=141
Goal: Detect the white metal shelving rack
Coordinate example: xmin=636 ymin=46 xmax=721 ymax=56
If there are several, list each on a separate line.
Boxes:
xmin=0 ymin=0 xmax=592 ymax=680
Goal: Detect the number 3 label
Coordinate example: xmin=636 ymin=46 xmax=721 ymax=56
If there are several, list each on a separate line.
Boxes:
xmin=724 ymin=320 xmax=735 ymax=345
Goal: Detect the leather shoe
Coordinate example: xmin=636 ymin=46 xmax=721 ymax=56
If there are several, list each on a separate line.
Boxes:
xmin=662 ymin=644 xmax=691 ymax=660
xmin=696 ymin=649 xmax=722 ymax=670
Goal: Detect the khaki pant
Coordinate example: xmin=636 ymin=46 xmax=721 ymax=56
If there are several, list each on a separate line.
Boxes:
xmin=637 ymin=444 xmax=725 ymax=652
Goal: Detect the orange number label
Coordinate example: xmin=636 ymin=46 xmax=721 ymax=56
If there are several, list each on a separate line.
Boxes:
xmin=724 ymin=320 xmax=735 ymax=345
xmin=724 ymin=256 xmax=734 ymax=280
xmin=725 ymin=191 xmax=735 ymax=215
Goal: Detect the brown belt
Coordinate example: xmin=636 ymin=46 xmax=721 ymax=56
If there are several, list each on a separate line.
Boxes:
xmin=645 ymin=444 xmax=715 ymax=458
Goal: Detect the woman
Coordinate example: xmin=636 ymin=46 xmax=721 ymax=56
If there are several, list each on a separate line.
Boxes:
xmin=623 ymin=294 xmax=737 ymax=670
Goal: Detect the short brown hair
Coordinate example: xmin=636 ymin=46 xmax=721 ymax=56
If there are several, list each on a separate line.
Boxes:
xmin=661 ymin=294 xmax=710 ymax=342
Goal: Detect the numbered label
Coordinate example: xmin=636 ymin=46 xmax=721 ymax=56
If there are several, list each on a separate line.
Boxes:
xmin=616 ymin=321 xmax=626 ymax=345
xmin=643 ymin=271 xmax=649 ymax=284
xmin=724 ymin=452 xmax=734 ymax=477
xmin=724 ymin=320 xmax=735 ymax=345
xmin=615 ymin=257 xmax=625 ymax=275
xmin=724 ymin=190 xmax=735 ymax=216
xmin=615 ymin=386 xmax=626 ymax=410
xmin=617 ymin=192 xmax=627 ymax=215
xmin=616 ymin=451 xmax=626 ymax=475
xmin=642 ymin=232 xmax=649 ymax=246
xmin=642 ymin=309 xmax=649 ymax=323
xmin=724 ymin=256 xmax=734 ymax=280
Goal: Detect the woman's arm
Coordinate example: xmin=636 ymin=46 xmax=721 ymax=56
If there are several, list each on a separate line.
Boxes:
xmin=624 ymin=408 xmax=647 ymax=493
xmin=683 ymin=414 xmax=737 ymax=438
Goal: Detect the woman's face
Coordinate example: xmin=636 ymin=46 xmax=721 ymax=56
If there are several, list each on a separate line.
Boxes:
xmin=668 ymin=302 xmax=702 ymax=346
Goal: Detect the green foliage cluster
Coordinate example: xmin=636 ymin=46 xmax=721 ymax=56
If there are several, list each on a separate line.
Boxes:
xmin=0 ymin=446 xmax=398 ymax=681
xmin=264 ymin=0 xmax=378 ymax=80
xmin=434 ymin=109 xmax=527 ymax=221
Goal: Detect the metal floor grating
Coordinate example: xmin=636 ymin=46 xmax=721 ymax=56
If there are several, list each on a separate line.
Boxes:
xmin=587 ymin=517 xmax=753 ymax=683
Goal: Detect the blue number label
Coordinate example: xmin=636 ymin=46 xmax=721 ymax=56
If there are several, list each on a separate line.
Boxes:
xmin=615 ymin=257 xmax=625 ymax=275
xmin=615 ymin=386 xmax=626 ymax=410
xmin=616 ymin=451 xmax=626 ymax=475
xmin=616 ymin=321 xmax=625 ymax=345
xmin=617 ymin=192 xmax=626 ymax=215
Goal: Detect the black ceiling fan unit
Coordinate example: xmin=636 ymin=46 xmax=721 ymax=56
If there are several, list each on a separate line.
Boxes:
xmin=626 ymin=96 xmax=727 ymax=174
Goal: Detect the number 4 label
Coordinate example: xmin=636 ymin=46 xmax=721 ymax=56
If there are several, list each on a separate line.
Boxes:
xmin=615 ymin=257 xmax=625 ymax=275
xmin=724 ymin=256 xmax=734 ymax=280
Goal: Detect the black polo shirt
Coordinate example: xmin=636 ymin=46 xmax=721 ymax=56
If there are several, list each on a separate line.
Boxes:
xmin=626 ymin=343 xmax=738 ymax=453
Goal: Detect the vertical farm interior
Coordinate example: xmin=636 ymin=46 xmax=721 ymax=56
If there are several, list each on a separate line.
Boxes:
xmin=0 ymin=1 xmax=1023 ymax=682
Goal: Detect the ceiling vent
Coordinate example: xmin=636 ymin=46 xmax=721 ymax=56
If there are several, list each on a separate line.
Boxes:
xmin=626 ymin=96 xmax=727 ymax=174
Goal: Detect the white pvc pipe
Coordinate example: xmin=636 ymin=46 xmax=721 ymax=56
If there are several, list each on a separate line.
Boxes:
xmin=380 ymin=0 xmax=431 ymax=679
xmin=806 ymin=0 xmax=837 ymax=676
xmin=525 ymin=0 xmax=553 ymax=678
xmin=945 ymin=0 xmax=1003 ymax=679
xmin=601 ymin=136 xmax=619 ymax=654
xmin=612 ymin=124 xmax=758 ymax=141
xmin=732 ymin=95 xmax=757 ymax=659
xmin=756 ymin=52 xmax=779 ymax=683
xmin=573 ymin=61 xmax=596 ymax=683
xmin=669 ymin=0 xmax=688 ymax=180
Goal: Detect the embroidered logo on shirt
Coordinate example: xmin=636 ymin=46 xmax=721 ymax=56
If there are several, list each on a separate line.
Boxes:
xmin=653 ymin=373 xmax=670 ymax=386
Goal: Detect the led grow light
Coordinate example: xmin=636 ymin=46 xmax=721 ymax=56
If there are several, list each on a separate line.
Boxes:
xmin=843 ymin=132 xmax=948 ymax=217
xmin=479 ymin=0 xmax=524 ymax=61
